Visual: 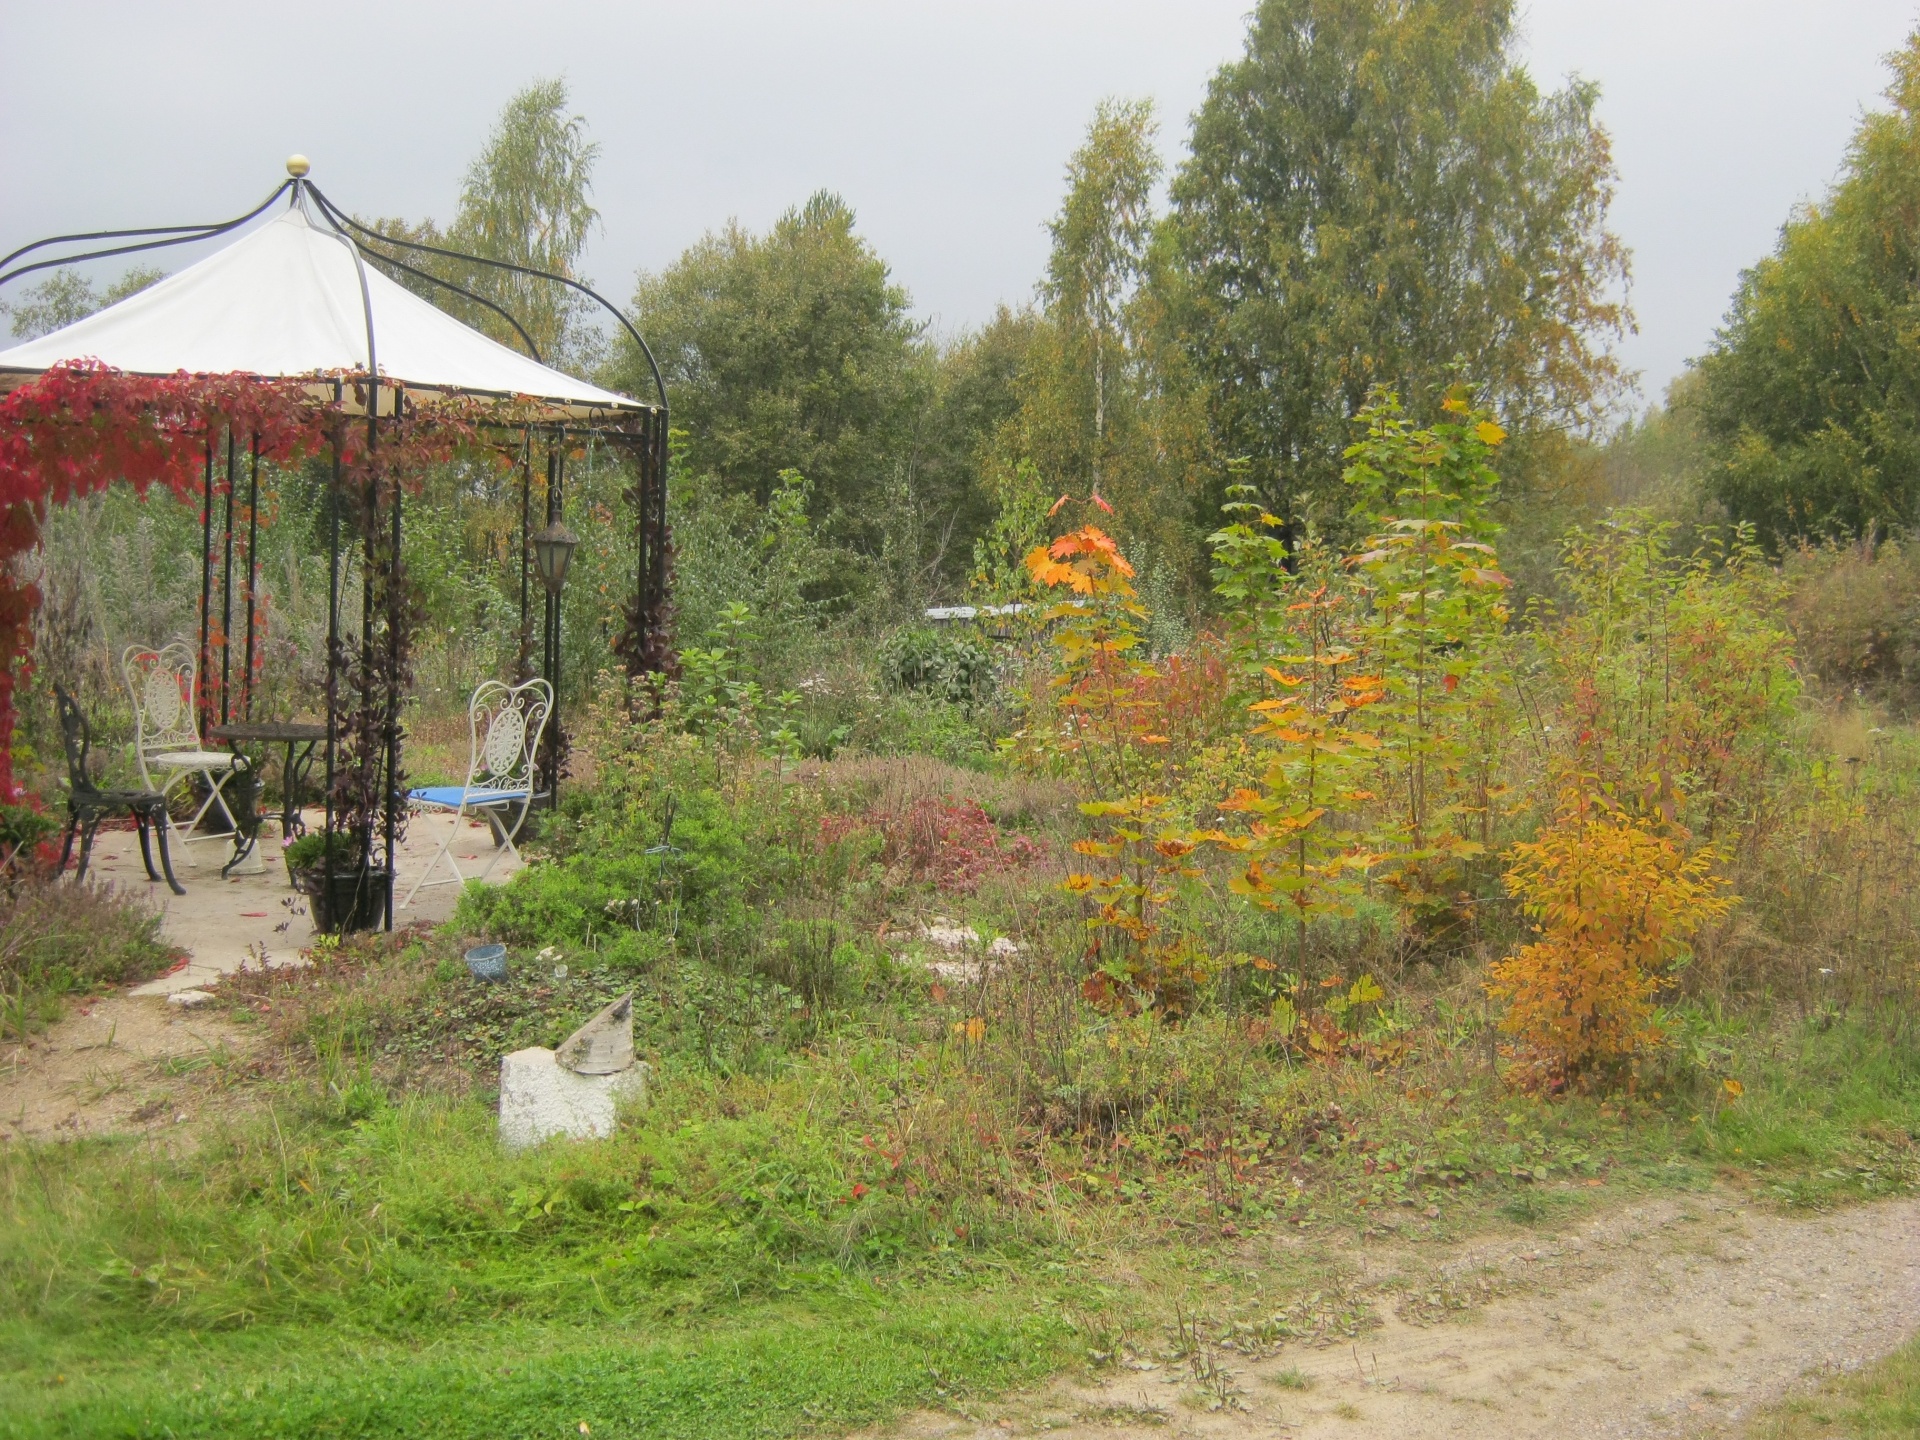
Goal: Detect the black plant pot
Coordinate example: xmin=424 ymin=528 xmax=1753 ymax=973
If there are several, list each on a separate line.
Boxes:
xmin=294 ymin=866 xmax=392 ymax=934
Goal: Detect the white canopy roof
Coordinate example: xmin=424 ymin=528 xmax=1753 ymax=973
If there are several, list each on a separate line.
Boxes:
xmin=0 ymin=202 xmax=649 ymax=419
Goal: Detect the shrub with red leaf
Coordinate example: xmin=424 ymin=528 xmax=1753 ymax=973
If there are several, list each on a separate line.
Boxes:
xmin=820 ymin=795 xmax=1042 ymax=893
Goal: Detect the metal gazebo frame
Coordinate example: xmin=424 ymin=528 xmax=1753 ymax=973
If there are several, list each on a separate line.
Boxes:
xmin=0 ymin=164 xmax=672 ymax=931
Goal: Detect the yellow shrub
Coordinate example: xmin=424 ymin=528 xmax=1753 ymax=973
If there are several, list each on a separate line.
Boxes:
xmin=1486 ymin=790 xmax=1733 ymax=1090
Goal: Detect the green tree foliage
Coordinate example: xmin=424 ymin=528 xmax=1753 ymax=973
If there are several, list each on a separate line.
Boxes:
xmin=1696 ymin=32 xmax=1920 ymax=544
xmin=994 ymin=101 xmax=1191 ymax=565
xmin=368 ymin=79 xmax=602 ymax=372
xmin=3 ymin=266 xmax=166 ymax=340
xmin=1162 ymin=0 xmax=1630 ymax=528
xmin=618 ymin=193 xmax=930 ymax=553
xmin=1033 ymin=98 xmax=1161 ymax=502
xmin=917 ymin=305 xmax=1038 ymax=582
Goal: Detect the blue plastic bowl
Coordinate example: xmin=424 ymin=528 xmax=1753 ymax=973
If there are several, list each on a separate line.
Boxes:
xmin=465 ymin=944 xmax=508 ymax=982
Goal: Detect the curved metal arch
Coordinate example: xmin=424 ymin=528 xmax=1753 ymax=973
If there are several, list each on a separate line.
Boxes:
xmin=304 ymin=194 xmax=379 ymax=392
xmin=303 ymin=183 xmax=667 ymax=412
xmin=336 ymin=232 xmax=544 ymax=365
xmin=0 ymin=181 xmax=295 ymax=294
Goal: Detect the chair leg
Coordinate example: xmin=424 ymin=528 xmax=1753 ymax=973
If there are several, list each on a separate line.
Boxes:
xmin=399 ymin=807 xmax=469 ymax=908
xmin=150 ymin=813 xmax=186 ymax=896
xmin=151 ymin=768 xmax=198 ymax=867
xmin=74 ymin=818 xmax=102 ymax=884
xmin=58 ymin=814 xmax=78 ymax=876
xmin=201 ymin=766 xmax=240 ymax=831
xmin=134 ymin=815 xmax=162 ymax=883
xmin=473 ymin=801 xmax=529 ymax=882
xmin=170 ymin=765 xmax=240 ymax=866
xmin=178 ymin=768 xmax=238 ymax=844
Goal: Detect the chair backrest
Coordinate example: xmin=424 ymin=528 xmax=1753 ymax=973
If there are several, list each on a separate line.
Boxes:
xmin=466 ymin=678 xmax=553 ymax=796
xmin=53 ymin=686 xmax=103 ymax=799
xmin=122 ymin=643 xmax=202 ymax=784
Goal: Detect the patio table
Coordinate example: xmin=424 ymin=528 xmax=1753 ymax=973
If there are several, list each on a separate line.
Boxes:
xmin=208 ymin=721 xmax=329 ymax=860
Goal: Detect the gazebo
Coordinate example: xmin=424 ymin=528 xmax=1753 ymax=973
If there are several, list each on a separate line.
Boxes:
xmin=0 ymin=158 xmax=671 ymax=930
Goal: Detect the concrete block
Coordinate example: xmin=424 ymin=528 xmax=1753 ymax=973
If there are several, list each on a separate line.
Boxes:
xmin=498 ymin=1046 xmax=647 ymax=1152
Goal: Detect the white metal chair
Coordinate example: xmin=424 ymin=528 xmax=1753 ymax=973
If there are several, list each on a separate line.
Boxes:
xmin=121 ymin=641 xmax=240 ymax=865
xmin=401 ymin=677 xmax=552 ymax=908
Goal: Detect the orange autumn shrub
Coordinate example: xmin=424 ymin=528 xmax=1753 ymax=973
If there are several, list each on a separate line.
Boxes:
xmin=1022 ymin=525 xmax=1223 ymax=1018
xmin=1486 ymin=787 xmax=1733 ymax=1090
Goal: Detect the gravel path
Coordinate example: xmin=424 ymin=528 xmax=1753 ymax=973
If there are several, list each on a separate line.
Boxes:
xmin=876 ymin=1192 xmax=1920 ymax=1439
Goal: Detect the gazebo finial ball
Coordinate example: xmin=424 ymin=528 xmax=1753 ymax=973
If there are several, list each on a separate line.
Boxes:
xmin=286 ymin=154 xmax=311 ymax=178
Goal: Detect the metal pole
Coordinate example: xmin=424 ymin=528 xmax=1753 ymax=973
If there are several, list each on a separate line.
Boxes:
xmin=546 ymin=431 xmax=563 ymax=809
xmin=642 ymin=416 xmax=652 ymax=639
xmin=654 ymin=411 xmax=669 ymax=657
xmin=382 ymin=385 xmax=403 ymax=931
xmin=632 ymin=407 xmax=669 ymax=674
xmin=198 ymin=436 xmax=214 ymax=735
xmin=324 ymin=382 xmax=342 ymax=923
xmin=243 ymin=434 xmax=260 ymax=721
xmin=220 ymin=427 xmax=236 ymax=726
xmin=361 ymin=382 xmax=378 ymax=915
xmin=519 ymin=438 xmax=532 ymax=681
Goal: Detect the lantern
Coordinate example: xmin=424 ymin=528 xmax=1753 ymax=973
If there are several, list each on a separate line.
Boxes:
xmin=532 ymin=520 xmax=579 ymax=596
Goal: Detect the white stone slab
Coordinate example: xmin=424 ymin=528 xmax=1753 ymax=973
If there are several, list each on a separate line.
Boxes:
xmin=498 ymin=1046 xmax=647 ymax=1152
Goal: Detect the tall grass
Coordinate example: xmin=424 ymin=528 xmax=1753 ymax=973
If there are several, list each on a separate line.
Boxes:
xmin=0 ymin=878 xmax=176 ymax=1038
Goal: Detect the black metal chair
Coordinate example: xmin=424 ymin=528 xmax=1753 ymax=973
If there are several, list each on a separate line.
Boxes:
xmin=54 ymin=686 xmax=186 ymax=895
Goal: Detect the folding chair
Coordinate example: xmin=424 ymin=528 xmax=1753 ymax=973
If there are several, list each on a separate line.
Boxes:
xmin=122 ymin=642 xmax=241 ymax=865
xmin=400 ymin=677 xmax=552 ymax=908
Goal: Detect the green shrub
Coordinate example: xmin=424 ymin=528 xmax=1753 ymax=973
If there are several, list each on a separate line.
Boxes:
xmin=877 ymin=626 xmax=994 ymax=705
xmin=284 ymin=828 xmax=362 ymax=871
xmin=457 ymin=785 xmax=761 ymax=946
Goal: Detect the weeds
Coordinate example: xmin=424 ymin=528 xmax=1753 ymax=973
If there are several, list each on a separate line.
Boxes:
xmin=0 ymin=877 xmax=175 ymax=1038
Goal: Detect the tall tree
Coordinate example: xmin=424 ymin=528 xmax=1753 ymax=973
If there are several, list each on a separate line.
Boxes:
xmin=1163 ymin=0 xmax=1629 ymax=527
xmin=1696 ymin=31 xmax=1920 ymax=544
xmin=916 ymin=305 xmax=1040 ymax=585
xmin=1038 ymin=98 xmax=1162 ymax=500
xmin=991 ymin=100 xmax=1198 ymax=573
xmin=618 ymin=192 xmax=929 ymax=552
xmin=368 ymin=79 xmax=601 ymax=371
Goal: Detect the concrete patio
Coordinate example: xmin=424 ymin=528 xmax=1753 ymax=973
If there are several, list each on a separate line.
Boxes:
xmin=73 ymin=809 xmax=525 ymax=995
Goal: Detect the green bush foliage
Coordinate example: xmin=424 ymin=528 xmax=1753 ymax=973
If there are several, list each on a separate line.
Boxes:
xmin=876 ymin=626 xmax=994 ymax=705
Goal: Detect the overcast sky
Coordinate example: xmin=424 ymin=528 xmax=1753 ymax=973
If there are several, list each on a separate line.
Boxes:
xmin=2 ymin=1 xmax=1916 ymax=411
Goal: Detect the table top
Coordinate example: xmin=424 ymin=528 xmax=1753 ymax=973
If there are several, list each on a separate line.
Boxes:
xmin=209 ymin=721 xmax=330 ymax=743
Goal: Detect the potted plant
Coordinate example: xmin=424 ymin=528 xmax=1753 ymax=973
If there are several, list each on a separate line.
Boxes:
xmin=286 ymin=828 xmax=390 ymax=933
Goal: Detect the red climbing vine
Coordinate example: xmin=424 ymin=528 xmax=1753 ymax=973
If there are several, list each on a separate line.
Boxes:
xmin=0 ymin=361 xmax=493 ymax=799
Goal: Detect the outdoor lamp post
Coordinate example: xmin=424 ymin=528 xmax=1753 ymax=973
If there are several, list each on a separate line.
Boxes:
xmin=532 ymin=520 xmax=579 ymax=808
xmin=532 ymin=520 xmax=579 ymax=595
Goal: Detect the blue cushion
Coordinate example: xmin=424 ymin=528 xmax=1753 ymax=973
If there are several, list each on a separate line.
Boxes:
xmin=410 ymin=785 xmax=529 ymax=809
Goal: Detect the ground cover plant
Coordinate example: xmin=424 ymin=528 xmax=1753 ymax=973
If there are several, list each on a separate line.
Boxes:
xmin=0 ymin=873 xmax=176 ymax=1040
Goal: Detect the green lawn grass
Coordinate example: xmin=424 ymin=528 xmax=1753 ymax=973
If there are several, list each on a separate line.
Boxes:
xmin=1747 ymin=1336 xmax=1920 ymax=1439
xmin=0 ymin=1295 xmax=1072 ymax=1439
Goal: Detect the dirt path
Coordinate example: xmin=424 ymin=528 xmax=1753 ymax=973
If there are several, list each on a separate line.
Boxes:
xmin=0 ymin=991 xmax=258 ymax=1141
xmin=0 ymin=810 xmax=516 ymax=1141
xmin=880 ymin=1193 xmax=1920 ymax=1440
